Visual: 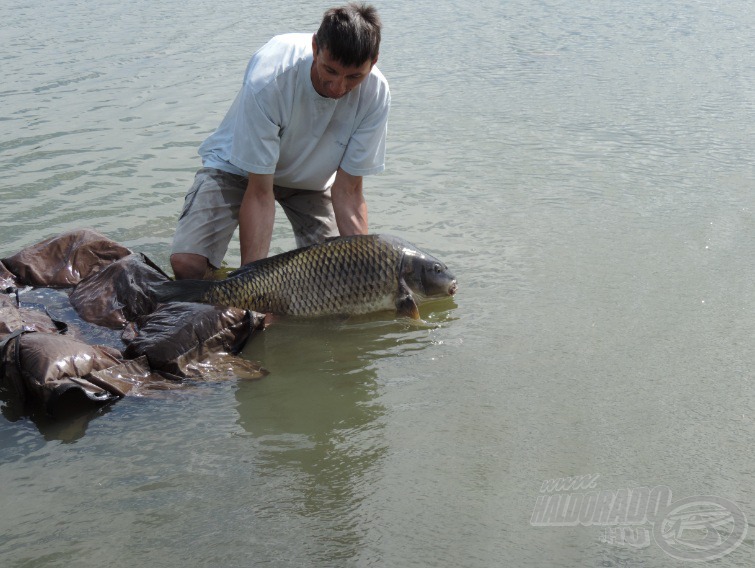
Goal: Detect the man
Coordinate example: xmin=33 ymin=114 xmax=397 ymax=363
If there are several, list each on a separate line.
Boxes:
xmin=170 ymin=3 xmax=390 ymax=280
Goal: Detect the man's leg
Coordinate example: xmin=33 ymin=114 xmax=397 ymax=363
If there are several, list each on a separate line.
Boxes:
xmin=170 ymin=252 xmax=214 ymax=280
xmin=170 ymin=168 xmax=247 ymax=279
xmin=274 ymin=186 xmax=340 ymax=248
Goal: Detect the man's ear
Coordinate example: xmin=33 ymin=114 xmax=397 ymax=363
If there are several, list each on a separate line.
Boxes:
xmin=311 ymin=34 xmax=318 ymax=56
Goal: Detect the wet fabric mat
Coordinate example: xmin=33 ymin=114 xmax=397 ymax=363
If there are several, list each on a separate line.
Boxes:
xmin=0 ymin=229 xmax=266 ymax=420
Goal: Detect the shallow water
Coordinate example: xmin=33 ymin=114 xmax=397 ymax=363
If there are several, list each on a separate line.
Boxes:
xmin=1 ymin=0 xmax=754 ymax=566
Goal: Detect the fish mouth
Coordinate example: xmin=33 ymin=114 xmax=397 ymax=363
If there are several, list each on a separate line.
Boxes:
xmin=448 ymin=280 xmax=458 ymax=296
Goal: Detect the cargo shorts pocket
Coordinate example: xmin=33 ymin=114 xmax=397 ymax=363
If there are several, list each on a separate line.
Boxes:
xmin=177 ymin=184 xmax=201 ymax=222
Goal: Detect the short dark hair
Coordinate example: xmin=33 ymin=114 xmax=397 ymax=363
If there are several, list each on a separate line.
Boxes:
xmin=315 ymin=3 xmax=381 ymax=67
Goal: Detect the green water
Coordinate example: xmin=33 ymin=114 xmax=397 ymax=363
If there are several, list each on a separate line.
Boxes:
xmin=1 ymin=0 xmax=753 ymax=566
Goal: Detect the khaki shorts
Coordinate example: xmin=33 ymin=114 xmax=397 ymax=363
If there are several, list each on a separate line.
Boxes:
xmin=171 ymin=168 xmax=339 ymax=268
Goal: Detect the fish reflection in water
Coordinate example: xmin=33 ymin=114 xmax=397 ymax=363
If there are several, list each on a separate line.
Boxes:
xmin=233 ymin=315 xmax=452 ymax=555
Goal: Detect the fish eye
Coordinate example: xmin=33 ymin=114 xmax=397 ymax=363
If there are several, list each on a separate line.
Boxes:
xmin=434 ymin=263 xmax=442 ymax=273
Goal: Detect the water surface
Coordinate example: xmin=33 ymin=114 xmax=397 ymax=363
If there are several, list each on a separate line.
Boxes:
xmin=1 ymin=0 xmax=753 ymax=566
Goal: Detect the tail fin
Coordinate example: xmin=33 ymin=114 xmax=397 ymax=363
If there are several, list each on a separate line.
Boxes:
xmin=153 ymin=279 xmax=214 ymax=304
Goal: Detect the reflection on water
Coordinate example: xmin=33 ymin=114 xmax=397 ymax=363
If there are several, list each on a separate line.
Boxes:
xmin=0 ymin=391 xmax=113 ymax=443
xmin=232 ymin=316 xmax=446 ymax=560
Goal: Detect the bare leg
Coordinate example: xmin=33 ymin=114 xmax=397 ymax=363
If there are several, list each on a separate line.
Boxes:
xmin=170 ymin=253 xmax=214 ymax=280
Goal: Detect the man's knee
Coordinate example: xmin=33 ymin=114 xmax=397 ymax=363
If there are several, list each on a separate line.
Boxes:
xmin=170 ymin=253 xmax=213 ymax=280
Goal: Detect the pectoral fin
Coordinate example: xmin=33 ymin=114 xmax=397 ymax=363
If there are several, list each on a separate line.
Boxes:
xmin=396 ymin=292 xmax=420 ymax=320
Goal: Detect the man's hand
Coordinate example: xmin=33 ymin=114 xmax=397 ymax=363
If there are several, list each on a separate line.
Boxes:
xmin=331 ymin=167 xmax=368 ymax=236
xmin=239 ymin=173 xmax=275 ymax=264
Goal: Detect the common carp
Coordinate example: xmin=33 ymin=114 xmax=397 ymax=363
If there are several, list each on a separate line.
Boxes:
xmin=154 ymin=234 xmax=457 ymax=319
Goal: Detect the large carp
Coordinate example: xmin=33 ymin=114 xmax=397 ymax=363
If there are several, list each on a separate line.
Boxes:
xmin=154 ymin=234 xmax=457 ymax=319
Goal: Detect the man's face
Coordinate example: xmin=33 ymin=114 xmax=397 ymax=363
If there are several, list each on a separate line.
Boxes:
xmin=310 ymin=36 xmax=376 ymax=99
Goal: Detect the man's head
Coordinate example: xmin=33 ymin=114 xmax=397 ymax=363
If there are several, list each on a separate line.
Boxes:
xmin=314 ymin=3 xmax=381 ymax=67
xmin=311 ymin=3 xmax=381 ymax=99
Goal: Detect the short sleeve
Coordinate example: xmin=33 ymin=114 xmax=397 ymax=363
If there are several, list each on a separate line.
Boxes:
xmin=228 ymin=83 xmax=283 ymax=175
xmin=340 ymin=83 xmax=391 ymax=177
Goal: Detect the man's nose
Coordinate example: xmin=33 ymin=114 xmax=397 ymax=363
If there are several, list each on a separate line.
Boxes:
xmin=332 ymin=75 xmax=346 ymax=95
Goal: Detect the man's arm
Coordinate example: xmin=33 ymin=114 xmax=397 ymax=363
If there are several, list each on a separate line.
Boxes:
xmin=331 ymin=167 xmax=368 ymax=236
xmin=239 ymin=173 xmax=276 ymax=264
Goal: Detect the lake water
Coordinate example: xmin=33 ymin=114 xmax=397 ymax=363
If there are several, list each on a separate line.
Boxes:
xmin=1 ymin=0 xmax=753 ymax=566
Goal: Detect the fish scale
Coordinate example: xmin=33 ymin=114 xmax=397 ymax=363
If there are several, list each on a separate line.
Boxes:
xmin=207 ymin=235 xmax=401 ymax=316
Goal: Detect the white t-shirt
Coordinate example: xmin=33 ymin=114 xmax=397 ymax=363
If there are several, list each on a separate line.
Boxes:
xmin=199 ymin=33 xmax=390 ymax=190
